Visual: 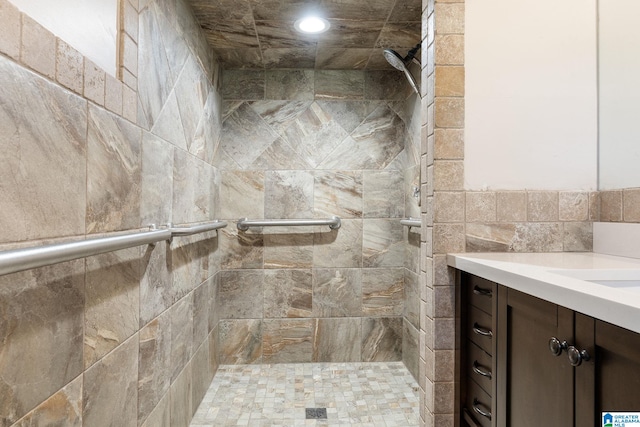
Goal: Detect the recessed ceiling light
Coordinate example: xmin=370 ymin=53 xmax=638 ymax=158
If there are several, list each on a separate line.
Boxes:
xmin=294 ymin=16 xmax=330 ymax=34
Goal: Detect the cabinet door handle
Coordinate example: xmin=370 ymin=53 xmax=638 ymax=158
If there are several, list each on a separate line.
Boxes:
xmin=567 ymin=346 xmax=591 ymax=367
xmin=549 ymin=337 xmax=568 ymax=356
xmin=473 ymin=285 xmax=492 ymax=297
xmin=472 ymin=323 xmax=493 ymax=337
xmin=472 ymin=399 xmax=492 ymax=419
xmin=472 ymin=360 xmax=492 ymax=379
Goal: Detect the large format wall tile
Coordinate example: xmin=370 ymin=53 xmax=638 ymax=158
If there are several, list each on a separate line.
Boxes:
xmin=264 ymin=269 xmax=313 ymax=318
xmin=313 ymin=268 xmax=362 ymax=317
xmin=362 ymin=219 xmax=405 ymax=267
xmin=264 ymin=232 xmax=314 ymax=269
xmin=313 ymin=219 xmax=363 ymax=268
xmin=0 ymin=259 xmax=84 ymax=426
xmin=83 ymin=337 xmax=138 ymax=427
xmin=313 ymin=318 xmax=361 ymax=363
xmin=219 ymin=320 xmax=263 ymax=364
xmin=220 ymin=171 xmax=264 ymax=220
xmin=249 ymin=100 xmax=312 ymax=137
xmin=263 ymin=319 xmax=315 ymax=363
xmin=362 ymin=268 xmax=404 ymax=316
xmin=84 ymin=247 xmax=141 ymax=368
xmin=265 ymin=170 xmax=314 ymax=219
xmin=140 ymin=241 xmax=172 ymax=326
xmin=87 ymin=105 xmax=142 ymax=233
xmin=171 ymin=295 xmax=194 ymax=381
xmin=219 ymin=228 xmax=264 ymax=269
xmin=138 ymin=311 xmax=171 ymax=426
xmin=362 ymin=317 xmax=403 ymax=362
xmin=217 ymin=270 xmax=264 ymax=319
xmin=0 ymin=57 xmax=87 ymax=244
xmin=12 ymin=376 xmax=82 ymax=427
xmin=170 ymin=363 xmax=192 ymax=427
xmin=363 ymin=171 xmax=404 ymax=218
xmin=140 ymin=132 xmax=174 ymax=226
xmin=314 ymin=171 xmax=363 ymax=218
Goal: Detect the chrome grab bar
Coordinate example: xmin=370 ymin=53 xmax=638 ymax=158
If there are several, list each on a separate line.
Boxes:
xmin=400 ymin=218 xmax=421 ymax=228
xmin=0 ymin=220 xmax=228 ymax=277
xmin=168 ymin=220 xmax=227 ymax=236
xmin=0 ymin=227 xmax=171 ymax=277
xmin=237 ymin=216 xmax=341 ymax=231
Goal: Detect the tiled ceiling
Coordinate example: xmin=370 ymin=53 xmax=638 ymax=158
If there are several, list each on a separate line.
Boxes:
xmin=187 ymin=0 xmax=422 ymax=69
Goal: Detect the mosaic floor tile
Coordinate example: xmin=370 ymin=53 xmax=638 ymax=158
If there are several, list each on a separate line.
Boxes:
xmin=190 ymin=362 xmax=420 ymax=426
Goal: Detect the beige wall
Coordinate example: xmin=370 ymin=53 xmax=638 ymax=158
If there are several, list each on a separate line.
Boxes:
xmin=0 ymin=0 xmax=223 ymax=426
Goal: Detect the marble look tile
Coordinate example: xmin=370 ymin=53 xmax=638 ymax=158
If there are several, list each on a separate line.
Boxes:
xmin=0 ymin=0 xmax=20 ymax=59
xmin=366 ymin=49 xmax=396 ymax=70
xmin=361 ymin=318 xmax=403 ymax=362
xmin=264 ymin=269 xmax=313 ymax=318
xmin=171 ymin=295 xmax=194 ymax=381
xmin=207 ymin=276 xmax=220 ymax=332
xmin=140 ymin=132 xmax=174 ymax=226
xmin=138 ymin=6 xmax=174 ymax=129
xmin=191 ymin=0 xmax=253 ymax=21
xmin=220 ymin=102 xmax=280 ymax=168
xmin=315 ymin=48 xmax=372 ymax=69
xmin=315 ymin=70 xmax=365 ymax=100
xmin=214 ymin=48 xmax=263 ymax=69
xmin=56 ymin=39 xmax=84 ymax=94
xmin=170 ymin=362 xmax=192 ymax=427
xmin=167 ymin=236 xmax=204 ymax=303
xmin=83 ymin=337 xmax=138 ymax=427
xmin=318 ymin=19 xmax=384 ymax=49
xmin=249 ymin=100 xmax=312 ymax=136
xmin=319 ymin=104 xmax=405 ymax=170
xmin=87 ymin=105 xmax=142 ymax=233
xmin=265 ymin=70 xmax=314 ymax=100
xmin=0 ymin=57 xmax=87 ymax=244
xmin=466 ymin=222 xmax=564 ymax=253
xmin=262 ymin=48 xmax=316 ymax=69
xmin=317 ymin=100 xmax=381 ymax=134
xmin=262 ymin=319 xmax=315 ymax=363
xmin=376 ymin=22 xmax=422 ymax=49
xmin=193 ymin=281 xmax=211 ymax=347
xmin=388 ymin=0 xmax=423 ymax=21
xmin=405 ymin=165 xmax=421 ymax=219
xmin=193 ymin=89 xmax=223 ymax=163
xmin=222 ymin=70 xmax=265 ymax=100
xmin=84 ymin=247 xmax=141 ymax=368
xmin=218 ymin=270 xmax=264 ymax=319
xmin=313 ymin=219 xmax=363 ymax=268
xmin=313 ymin=268 xmax=362 ymax=317
xmin=362 ymin=219 xmax=405 ymax=268
xmin=313 ymin=318 xmax=361 ymax=363
xmin=364 ymin=71 xmax=408 ymax=101
xmin=314 ymin=171 xmax=363 ymax=218
xmin=218 ymin=227 xmax=264 ymax=269
xmin=249 ymin=137 xmax=313 ymax=170
xmin=403 ymin=321 xmax=419 ymax=381
xmin=138 ymin=311 xmax=171 ymax=426
xmin=153 ymin=4 xmax=190 ymax=83
xmin=220 ymin=171 xmax=264 ymax=220
xmin=0 ymin=259 xmax=84 ymax=426
xmin=255 ymin=21 xmax=318 ymax=49
xmin=264 ymin=233 xmax=314 ymax=269
xmin=265 ymin=170 xmax=314 ymax=219
xmin=203 ymin=19 xmax=259 ymax=49
xmin=559 ymin=191 xmax=589 ymax=221
xmin=174 ymin=55 xmax=209 ymax=146
xmin=171 ymin=149 xmax=212 ymax=224
xmin=105 ymin=74 xmax=123 ymax=115
xmin=404 ymin=270 xmax=420 ymax=328
xmin=283 ymin=102 xmax=350 ymax=168
xmin=13 ymin=376 xmax=82 ymax=427
xmin=152 ymin=91 xmax=188 ymax=150
xmin=362 ymin=268 xmax=404 ymax=316
xmin=140 ymin=394 xmax=170 ymax=427
xmin=219 ymin=320 xmax=263 ymax=364
xmin=363 ymin=171 xmax=404 ymax=218
xmin=191 ymin=339 xmax=213 ymax=416
xmin=209 ymin=326 xmax=220 ymax=377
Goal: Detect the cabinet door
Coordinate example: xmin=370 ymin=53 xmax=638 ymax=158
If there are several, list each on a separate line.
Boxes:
xmin=498 ymin=288 xmax=574 ymax=427
xmin=594 ymin=320 xmax=640 ymax=416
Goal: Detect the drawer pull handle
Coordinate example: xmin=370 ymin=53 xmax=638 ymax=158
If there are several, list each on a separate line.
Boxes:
xmin=472 ymin=399 xmax=492 ymax=419
xmin=472 ymin=360 xmax=492 ymax=379
xmin=473 ymin=323 xmax=493 ymax=337
xmin=473 ymin=286 xmax=492 ymax=297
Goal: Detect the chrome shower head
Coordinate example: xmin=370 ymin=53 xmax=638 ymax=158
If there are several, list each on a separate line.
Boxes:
xmin=383 ymin=43 xmax=422 ymax=95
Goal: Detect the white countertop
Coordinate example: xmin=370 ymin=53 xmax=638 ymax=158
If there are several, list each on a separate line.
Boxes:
xmin=447 ymin=252 xmax=640 ymax=334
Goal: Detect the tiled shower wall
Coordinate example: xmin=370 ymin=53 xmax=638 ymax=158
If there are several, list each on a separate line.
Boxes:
xmin=0 ymin=0 xmax=223 ymax=426
xmin=421 ymin=0 xmax=596 ymax=425
xmin=215 ymin=68 xmax=423 ymax=376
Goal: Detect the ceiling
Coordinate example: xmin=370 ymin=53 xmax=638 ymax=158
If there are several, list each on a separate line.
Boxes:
xmin=187 ymin=0 xmax=423 ymax=70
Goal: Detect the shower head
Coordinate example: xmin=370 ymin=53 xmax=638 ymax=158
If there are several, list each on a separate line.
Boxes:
xmin=383 ymin=43 xmax=421 ymax=95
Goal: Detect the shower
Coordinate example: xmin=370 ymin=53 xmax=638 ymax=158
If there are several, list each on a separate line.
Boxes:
xmin=384 ymin=43 xmax=422 ymax=95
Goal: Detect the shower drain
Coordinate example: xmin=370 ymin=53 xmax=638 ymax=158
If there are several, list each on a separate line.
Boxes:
xmin=305 ymin=408 xmax=328 ymax=419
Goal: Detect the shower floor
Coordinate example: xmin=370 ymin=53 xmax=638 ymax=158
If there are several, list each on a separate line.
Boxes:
xmin=190 ymin=362 xmax=421 ymax=426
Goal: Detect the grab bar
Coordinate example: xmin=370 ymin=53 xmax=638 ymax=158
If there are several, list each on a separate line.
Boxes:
xmin=0 ymin=227 xmax=171 ymax=277
xmin=168 ymin=220 xmax=227 ymax=236
xmin=237 ymin=216 xmax=341 ymax=231
xmin=400 ymin=218 xmax=421 ymax=229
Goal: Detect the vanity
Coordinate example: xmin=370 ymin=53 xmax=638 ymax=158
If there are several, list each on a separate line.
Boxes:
xmin=449 ymin=252 xmax=640 ymax=427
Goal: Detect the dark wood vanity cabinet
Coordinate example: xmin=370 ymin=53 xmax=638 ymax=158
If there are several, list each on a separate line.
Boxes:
xmin=459 ymin=271 xmax=640 ymax=427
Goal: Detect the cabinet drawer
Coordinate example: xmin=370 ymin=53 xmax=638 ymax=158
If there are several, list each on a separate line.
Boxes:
xmin=467 ymin=340 xmax=492 ymax=395
xmin=466 ymin=275 xmax=495 ymax=314
xmin=465 ymin=376 xmax=492 ymax=427
xmin=468 ymin=305 xmax=493 ymax=355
